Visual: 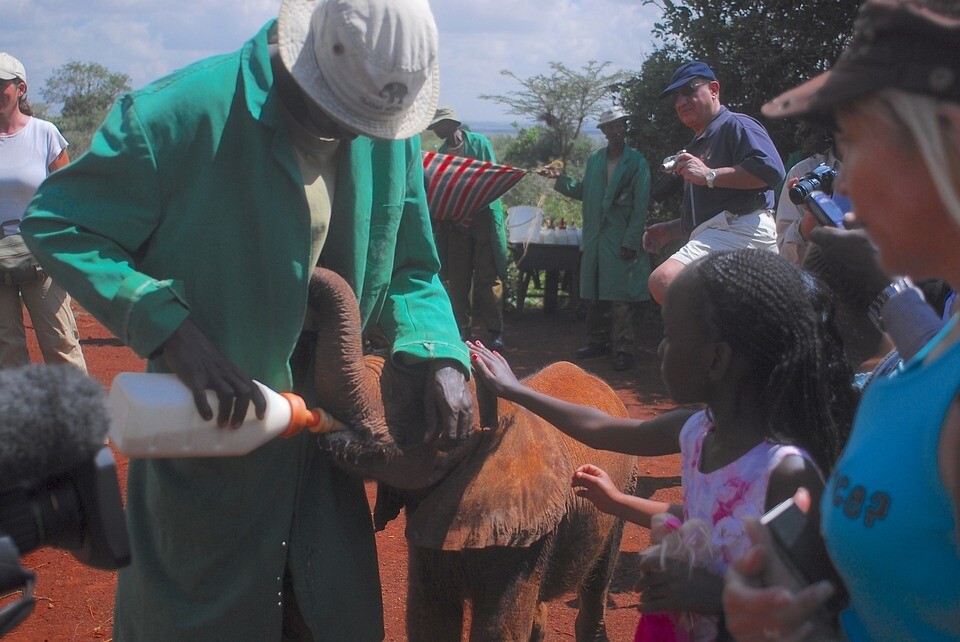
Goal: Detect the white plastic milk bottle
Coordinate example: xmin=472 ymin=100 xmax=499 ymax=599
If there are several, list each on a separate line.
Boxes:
xmin=106 ymin=372 xmax=345 ymax=458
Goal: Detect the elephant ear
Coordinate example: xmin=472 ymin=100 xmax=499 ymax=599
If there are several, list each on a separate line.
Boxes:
xmin=404 ymin=398 xmax=573 ymax=550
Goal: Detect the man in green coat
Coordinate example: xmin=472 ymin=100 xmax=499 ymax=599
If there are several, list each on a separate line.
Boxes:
xmin=544 ymin=109 xmax=651 ymax=371
xmin=20 ymin=1 xmax=472 ymax=640
xmin=427 ymin=107 xmax=508 ymax=351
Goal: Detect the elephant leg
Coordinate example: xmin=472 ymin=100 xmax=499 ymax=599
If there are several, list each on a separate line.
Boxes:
xmin=529 ymin=601 xmax=548 ymax=642
xmin=468 ymin=539 xmax=548 ymax=642
xmin=407 ymin=546 xmax=464 ymax=642
xmin=574 ymin=522 xmax=624 ymax=642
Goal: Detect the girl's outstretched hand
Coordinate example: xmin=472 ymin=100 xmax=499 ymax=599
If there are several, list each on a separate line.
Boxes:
xmin=466 ymin=340 xmax=522 ymax=400
xmin=571 ymin=464 xmax=623 ymax=515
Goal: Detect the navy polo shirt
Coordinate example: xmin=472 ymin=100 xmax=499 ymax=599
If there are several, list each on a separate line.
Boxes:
xmin=680 ymin=106 xmax=785 ymax=237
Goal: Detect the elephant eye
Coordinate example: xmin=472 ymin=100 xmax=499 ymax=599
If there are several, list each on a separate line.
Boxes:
xmin=333 ymin=43 xmax=345 ymax=55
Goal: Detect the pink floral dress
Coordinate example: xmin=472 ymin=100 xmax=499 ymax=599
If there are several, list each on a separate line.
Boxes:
xmin=680 ymin=409 xmax=819 ymax=641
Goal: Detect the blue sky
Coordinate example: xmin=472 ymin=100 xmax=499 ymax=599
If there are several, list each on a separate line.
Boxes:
xmin=7 ymin=0 xmax=662 ymax=124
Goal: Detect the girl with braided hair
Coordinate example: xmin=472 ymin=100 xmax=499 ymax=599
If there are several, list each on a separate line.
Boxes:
xmin=468 ymin=248 xmax=856 ymax=642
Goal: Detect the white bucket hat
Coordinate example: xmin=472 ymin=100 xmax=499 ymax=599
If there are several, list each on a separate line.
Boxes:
xmin=0 ymin=53 xmax=26 ymax=83
xmin=597 ymin=108 xmax=628 ymax=128
xmin=428 ymin=105 xmax=460 ymax=129
xmin=278 ymin=0 xmax=440 ymax=140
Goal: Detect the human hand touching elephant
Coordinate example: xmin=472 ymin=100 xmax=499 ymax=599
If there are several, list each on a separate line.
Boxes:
xmin=572 ymin=464 xmax=626 ymax=516
xmin=466 ymin=340 xmax=525 ymax=401
xmin=423 ymin=359 xmax=474 ymax=443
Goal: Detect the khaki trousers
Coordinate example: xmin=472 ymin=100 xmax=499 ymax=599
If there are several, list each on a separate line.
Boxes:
xmin=444 ymin=214 xmax=503 ymax=336
xmin=586 ymin=299 xmax=635 ymax=356
xmin=0 ymin=275 xmax=87 ymax=371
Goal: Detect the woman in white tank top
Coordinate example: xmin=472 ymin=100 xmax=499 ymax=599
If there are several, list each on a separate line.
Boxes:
xmin=0 ymin=52 xmax=86 ymax=371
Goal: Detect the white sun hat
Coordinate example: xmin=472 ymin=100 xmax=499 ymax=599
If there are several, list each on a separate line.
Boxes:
xmin=0 ymin=53 xmax=26 ymax=83
xmin=278 ymin=0 xmax=440 ymax=141
xmin=597 ymin=108 xmax=628 ymax=128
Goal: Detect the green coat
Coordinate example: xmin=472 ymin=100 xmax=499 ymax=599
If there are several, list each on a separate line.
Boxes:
xmin=22 ymin=21 xmax=466 ymax=642
xmin=437 ymin=130 xmax=508 ymax=276
xmin=554 ymin=146 xmax=651 ymax=302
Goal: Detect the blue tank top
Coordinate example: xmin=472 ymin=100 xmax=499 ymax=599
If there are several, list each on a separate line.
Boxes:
xmin=822 ymin=317 xmax=960 ymax=640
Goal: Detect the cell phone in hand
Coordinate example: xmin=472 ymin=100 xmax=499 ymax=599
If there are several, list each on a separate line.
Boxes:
xmin=804 ymin=191 xmax=847 ymax=229
xmin=760 ymin=497 xmax=849 ymax=612
xmin=761 ymin=497 xmax=808 ymax=549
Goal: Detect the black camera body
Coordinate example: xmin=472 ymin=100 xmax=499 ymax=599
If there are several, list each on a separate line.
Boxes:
xmin=0 ymin=446 xmax=129 ymax=569
xmin=788 ymin=163 xmax=846 ymax=228
xmin=0 ymin=446 xmax=129 ymax=637
xmin=788 ymin=163 xmax=837 ymax=203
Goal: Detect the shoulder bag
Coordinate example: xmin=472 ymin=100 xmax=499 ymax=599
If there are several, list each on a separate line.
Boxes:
xmin=0 ymin=219 xmax=43 ymax=286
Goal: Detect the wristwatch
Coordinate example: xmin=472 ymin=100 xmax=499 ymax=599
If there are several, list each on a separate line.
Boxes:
xmin=867 ymin=277 xmax=914 ymax=332
xmin=705 ymin=170 xmax=716 ymax=189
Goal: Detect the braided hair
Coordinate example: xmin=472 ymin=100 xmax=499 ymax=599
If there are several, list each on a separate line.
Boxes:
xmin=688 ymin=249 xmax=857 ymax=471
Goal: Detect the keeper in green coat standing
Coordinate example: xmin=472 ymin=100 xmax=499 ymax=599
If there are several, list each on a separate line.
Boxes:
xmin=543 ymin=108 xmax=651 ymax=371
xmin=20 ymin=0 xmax=474 ymax=640
xmin=427 ymin=107 xmax=508 ymax=351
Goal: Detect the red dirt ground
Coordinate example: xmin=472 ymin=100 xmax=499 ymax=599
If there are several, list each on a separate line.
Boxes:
xmin=6 ymin=300 xmax=682 ymax=641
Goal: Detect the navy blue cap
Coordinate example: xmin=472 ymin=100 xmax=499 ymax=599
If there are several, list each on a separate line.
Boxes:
xmin=659 ymin=61 xmax=718 ymax=99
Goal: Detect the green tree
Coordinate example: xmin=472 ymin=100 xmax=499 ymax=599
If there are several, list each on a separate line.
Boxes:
xmin=489 ymin=124 xmax=601 ymax=229
xmin=41 ymin=61 xmax=131 ymax=157
xmin=480 ymin=61 xmax=625 ymax=166
xmin=497 ymin=124 xmax=596 ymax=172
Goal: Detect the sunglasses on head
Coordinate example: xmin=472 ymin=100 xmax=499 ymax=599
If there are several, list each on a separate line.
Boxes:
xmin=674 ymin=80 xmax=708 ymax=98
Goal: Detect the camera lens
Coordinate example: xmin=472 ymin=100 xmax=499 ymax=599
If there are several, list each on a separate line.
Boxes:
xmin=789 ymin=177 xmax=821 ymax=205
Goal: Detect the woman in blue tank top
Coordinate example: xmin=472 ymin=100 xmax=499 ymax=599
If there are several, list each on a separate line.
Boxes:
xmin=721 ymin=1 xmax=960 ymax=640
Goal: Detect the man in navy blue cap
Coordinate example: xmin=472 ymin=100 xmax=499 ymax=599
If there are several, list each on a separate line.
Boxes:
xmin=642 ymin=61 xmax=784 ymax=304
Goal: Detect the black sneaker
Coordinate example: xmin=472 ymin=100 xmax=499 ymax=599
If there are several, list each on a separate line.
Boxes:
xmin=612 ymin=352 xmax=634 ymax=371
xmin=576 ymin=342 xmax=611 ymax=359
xmin=488 ymin=332 xmax=505 ymax=352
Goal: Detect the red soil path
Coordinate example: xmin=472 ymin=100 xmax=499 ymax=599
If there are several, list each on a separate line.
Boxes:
xmin=6 ymin=302 xmax=681 ymax=641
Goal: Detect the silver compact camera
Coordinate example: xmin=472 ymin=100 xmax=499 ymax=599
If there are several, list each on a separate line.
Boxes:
xmin=660 ymin=149 xmax=687 ymax=173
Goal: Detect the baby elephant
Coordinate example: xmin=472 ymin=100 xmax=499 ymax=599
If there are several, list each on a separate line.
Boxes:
xmin=301 ymin=267 xmax=638 ymax=641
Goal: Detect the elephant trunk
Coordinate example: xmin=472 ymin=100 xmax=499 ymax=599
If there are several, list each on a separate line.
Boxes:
xmin=305 ymin=267 xmax=481 ymax=493
xmin=307 ymin=268 xmax=387 ymax=441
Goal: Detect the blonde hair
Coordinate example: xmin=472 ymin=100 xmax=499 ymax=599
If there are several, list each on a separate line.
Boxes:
xmin=843 ymin=90 xmax=960 ymax=228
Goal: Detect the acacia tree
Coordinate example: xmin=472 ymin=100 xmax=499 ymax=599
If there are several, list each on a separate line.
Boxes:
xmin=480 ymin=61 xmax=625 ymax=166
xmin=41 ymin=61 xmax=131 ymax=156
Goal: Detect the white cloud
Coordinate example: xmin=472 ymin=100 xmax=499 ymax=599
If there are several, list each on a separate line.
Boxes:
xmin=8 ymin=0 xmax=662 ymax=122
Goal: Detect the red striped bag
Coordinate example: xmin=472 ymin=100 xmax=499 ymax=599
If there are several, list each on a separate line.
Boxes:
xmin=422 ymin=151 xmax=526 ymax=228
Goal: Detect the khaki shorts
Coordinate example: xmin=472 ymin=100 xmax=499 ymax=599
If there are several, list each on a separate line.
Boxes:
xmin=670 ymin=209 xmax=778 ymax=266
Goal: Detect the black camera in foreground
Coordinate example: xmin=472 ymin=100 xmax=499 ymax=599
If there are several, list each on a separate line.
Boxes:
xmin=788 ymin=163 xmax=846 ymax=228
xmin=0 ymin=446 xmax=129 ymax=568
xmin=788 ymin=163 xmax=837 ymax=203
xmin=0 ymin=364 xmax=130 ymax=637
xmin=1 ymin=447 xmax=129 ymax=636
